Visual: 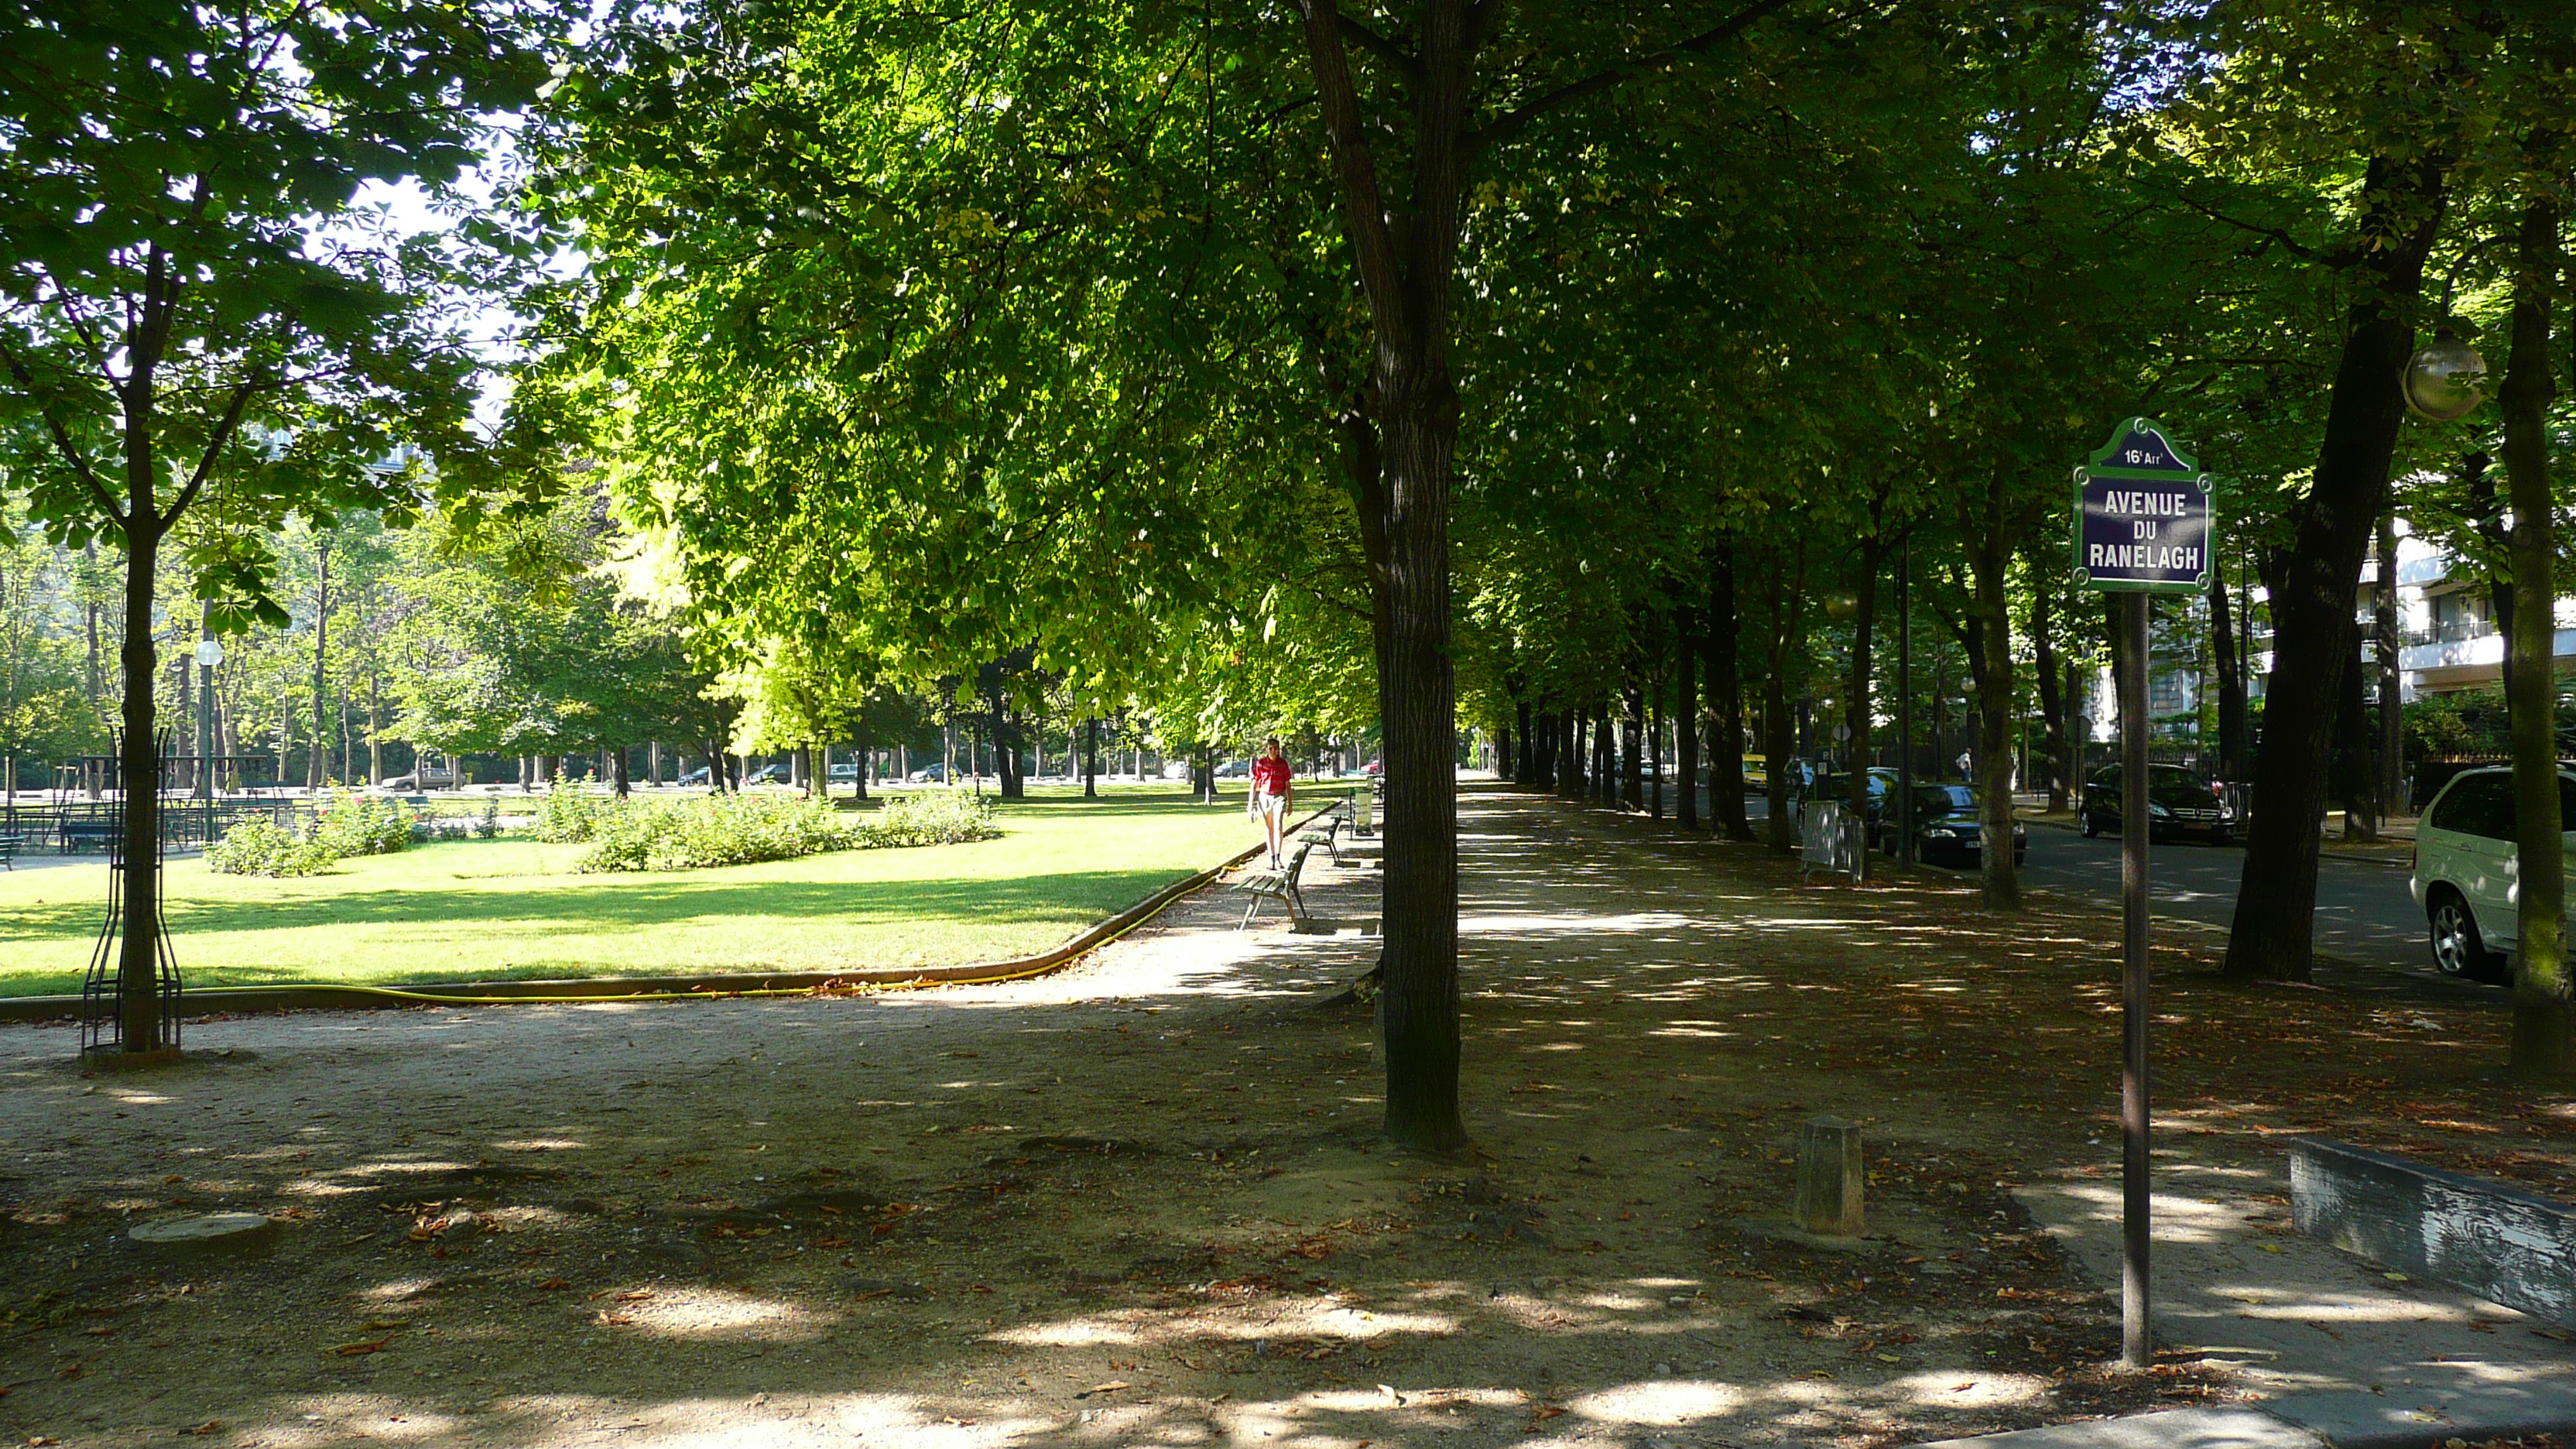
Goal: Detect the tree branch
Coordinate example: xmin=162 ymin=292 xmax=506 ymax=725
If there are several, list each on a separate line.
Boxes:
xmin=0 ymin=341 xmax=126 ymax=523
xmin=2177 ymin=194 xmax=2341 ymax=269
xmin=162 ymin=375 xmax=263 ymax=526
xmin=1337 ymin=13 xmax=1417 ymax=79
xmin=1293 ymin=0 xmax=1409 ymax=352
xmin=1467 ymin=0 xmax=1804 ymax=155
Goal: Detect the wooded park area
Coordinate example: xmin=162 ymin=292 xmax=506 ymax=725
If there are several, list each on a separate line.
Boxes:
xmin=4 ymin=2 xmax=2576 ymax=1442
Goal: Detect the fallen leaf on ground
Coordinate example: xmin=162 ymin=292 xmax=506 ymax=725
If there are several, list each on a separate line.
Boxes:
xmin=536 ymin=1278 xmax=570 ymax=1290
xmin=331 ymin=1340 xmax=389 ymax=1357
xmin=1074 ymin=1382 xmax=1132 ymax=1399
xmin=180 ymin=1422 xmax=221 ymax=1437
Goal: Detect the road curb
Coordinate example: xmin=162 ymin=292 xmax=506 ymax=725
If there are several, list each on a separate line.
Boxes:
xmin=1910 ymin=1389 xmax=2576 ymax=1449
xmin=0 ymin=800 xmax=1345 ymax=1024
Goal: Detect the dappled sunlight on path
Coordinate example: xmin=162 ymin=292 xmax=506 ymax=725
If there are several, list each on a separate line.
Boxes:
xmin=0 ymin=786 xmax=2564 ymax=1447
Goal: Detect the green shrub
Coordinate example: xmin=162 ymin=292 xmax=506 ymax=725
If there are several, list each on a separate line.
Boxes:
xmin=577 ymin=790 xmax=855 ymax=872
xmin=858 ymin=790 xmax=1001 ymax=848
xmin=532 ymin=777 xmax=606 ymax=843
xmin=474 ymin=796 xmax=503 ymax=838
xmin=313 ymin=788 xmax=413 ymax=857
xmin=206 ymin=815 xmax=337 ymax=877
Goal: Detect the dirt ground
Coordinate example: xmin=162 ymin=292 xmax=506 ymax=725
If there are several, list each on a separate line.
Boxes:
xmin=0 ymin=785 xmax=2565 ymax=1449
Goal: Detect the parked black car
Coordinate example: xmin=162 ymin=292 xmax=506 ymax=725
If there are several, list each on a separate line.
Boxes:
xmin=1808 ymin=769 xmax=1900 ymax=844
xmin=2080 ymin=764 xmax=2235 ymax=844
xmin=1894 ymin=783 xmax=2028 ymax=866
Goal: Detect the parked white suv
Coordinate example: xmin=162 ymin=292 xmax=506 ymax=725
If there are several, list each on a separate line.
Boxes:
xmin=2410 ymin=766 xmax=2576 ymax=981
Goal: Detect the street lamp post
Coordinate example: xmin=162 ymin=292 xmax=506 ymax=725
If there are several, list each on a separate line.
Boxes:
xmin=194 ymin=635 xmax=222 ymax=846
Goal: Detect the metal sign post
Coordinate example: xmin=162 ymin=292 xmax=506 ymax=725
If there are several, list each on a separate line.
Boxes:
xmin=2071 ymin=417 xmax=2215 ymax=1370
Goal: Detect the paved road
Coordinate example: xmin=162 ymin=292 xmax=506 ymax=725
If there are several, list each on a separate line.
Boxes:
xmin=1920 ymin=824 xmax=2447 ymax=982
xmin=1598 ymin=779 xmax=2458 ymax=988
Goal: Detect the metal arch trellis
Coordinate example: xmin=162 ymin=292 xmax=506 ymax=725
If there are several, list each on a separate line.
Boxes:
xmin=79 ymin=729 xmax=181 ymax=1057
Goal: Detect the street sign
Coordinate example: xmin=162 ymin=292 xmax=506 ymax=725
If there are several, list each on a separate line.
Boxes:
xmin=2072 ymin=418 xmax=2215 ymax=595
xmin=2067 ymin=414 xmax=2219 ymax=1372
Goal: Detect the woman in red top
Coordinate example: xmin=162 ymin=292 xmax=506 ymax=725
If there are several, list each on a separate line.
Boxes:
xmin=1251 ymin=737 xmax=1293 ymax=868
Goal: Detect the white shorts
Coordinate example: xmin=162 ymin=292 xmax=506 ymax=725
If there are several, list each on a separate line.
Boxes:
xmin=1253 ymin=793 xmax=1290 ymax=820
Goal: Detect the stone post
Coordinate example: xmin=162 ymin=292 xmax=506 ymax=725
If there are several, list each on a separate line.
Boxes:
xmin=1795 ymin=1117 xmax=1865 ymax=1235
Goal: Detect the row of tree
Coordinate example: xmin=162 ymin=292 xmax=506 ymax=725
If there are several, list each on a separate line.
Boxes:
xmin=5 ymin=2 xmax=2571 ymax=1103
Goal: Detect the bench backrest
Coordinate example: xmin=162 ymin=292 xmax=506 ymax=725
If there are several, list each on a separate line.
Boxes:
xmin=1284 ymin=840 xmax=1316 ymax=880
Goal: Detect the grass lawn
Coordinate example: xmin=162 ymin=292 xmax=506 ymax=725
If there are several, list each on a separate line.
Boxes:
xmin=0 ymin=783 xmax=1349 ymax=997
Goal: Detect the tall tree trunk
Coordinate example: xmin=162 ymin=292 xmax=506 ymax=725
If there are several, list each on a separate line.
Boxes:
xmin=2032 ymin=563 xmax=2068 ymax=811
xmin=1676 ymin=613 xmax=1700 ymax=832
xmin=1759 ymin=542 xmax=1809 ymax=855
xmin=115 ymin=520 xmax=166 ymax=1053
xmin=1514 ymin=699 xmax=1533 ymax=786
xmin=1649 ymin=692 xmax=1664 ymax=820
xmin=1845 ymin=531 xmax=1885 ymax=879
xmin=1964 ymin=484 xmax=2019 ymax=910
xmin=1707 ymin=548 xmax=1756 ymax=841
xmin=2500 ymin=191 xmax=2570 ymax=1079
xmin=611 ymin=744 xmax=631 ymax=796
xmin=2225 ymin=155 xmax=2446 ymax=981
xmin=1084 ymin=717 xmax=1099 ymax=798
xmin=2337 ymin=646 xmax=2379 ymax=841
xmin=1620 ymin=680 xmax=1644 ymax=812
xmin=2376 ymin=512 xmax=2403 ymax=813
xmin=2210 ymin=559 xmax=2247 ymax=784
xmin=308 ymin=540 xmax=330 ymax=790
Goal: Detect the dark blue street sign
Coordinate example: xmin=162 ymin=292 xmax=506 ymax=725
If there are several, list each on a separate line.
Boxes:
xmin=2071 ymin=418 xmax=2215 ymax=595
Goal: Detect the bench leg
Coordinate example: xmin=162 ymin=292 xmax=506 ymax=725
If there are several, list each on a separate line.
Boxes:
xmin=1239 ymin=894 xmax=1263 ymax=930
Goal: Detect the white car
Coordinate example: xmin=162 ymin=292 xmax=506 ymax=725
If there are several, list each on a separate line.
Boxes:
xmin=2410 ymin=766 xmax=2576 ymax=982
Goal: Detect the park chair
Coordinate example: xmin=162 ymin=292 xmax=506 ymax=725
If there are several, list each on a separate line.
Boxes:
xmin=1231 ymin=839 xmax=1316 ymax=930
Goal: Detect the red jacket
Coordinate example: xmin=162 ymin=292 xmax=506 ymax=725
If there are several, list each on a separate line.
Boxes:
xmin=1252 ymin=756 xmax=1292 ymax=796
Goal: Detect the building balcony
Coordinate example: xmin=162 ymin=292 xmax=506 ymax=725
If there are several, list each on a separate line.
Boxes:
xmin=2398 ymin=551 xmax=2458 ymax=589
xmin=2403 ymin=626 xmax=2576 ymax=691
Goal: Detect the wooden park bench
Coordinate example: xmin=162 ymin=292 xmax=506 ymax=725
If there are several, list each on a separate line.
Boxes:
xmin=0 ymin=834 xmax=20 ymax=871
xmin=1293 ymin=799 xmax=1348 ymax=862
xmin=1231 ymin=839 xmax=1315 ymax=930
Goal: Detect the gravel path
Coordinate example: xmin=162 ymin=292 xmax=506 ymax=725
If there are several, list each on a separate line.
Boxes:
xmin=5 ymin=786 xmax=2554 ymax=1449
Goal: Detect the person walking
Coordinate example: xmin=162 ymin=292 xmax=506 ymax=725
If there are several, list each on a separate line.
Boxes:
xmin=1251 ymin=736 xmax=1293 ymax=868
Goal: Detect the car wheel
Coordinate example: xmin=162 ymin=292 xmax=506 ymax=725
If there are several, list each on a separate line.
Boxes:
xmin=2427 ymin=889 xmax=2507 ymax=984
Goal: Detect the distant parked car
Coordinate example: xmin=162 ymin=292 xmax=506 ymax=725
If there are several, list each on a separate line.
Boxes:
xmin=1214 ymin=759 xmax=1252 ymax=779
xmin=745 ymin=763 xmax=792 ymax=786
xmin=1808 ymin=768 xmax=1900 ymax=844
xmin=2081 ymin=764 xmax=2235 ymax=844
xmin=906 ymin=763 xmax=951 ymax=783
xmin=2410 ymin=766 xmax=2576 ymax=982
xmin=677 ymin=766 xmax=713 ymax=786
xmin=1896 ymin=784 xmax=2027 ymax=867
xmin=382 ymin=763 xmax=457 ymax=791
xmin=829 ymin=762 xmax=858 ymax=782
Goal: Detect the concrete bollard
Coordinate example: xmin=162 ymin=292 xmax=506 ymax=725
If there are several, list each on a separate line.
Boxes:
xmin=1795 ymin=1117 xmax=1865 ymax=1235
